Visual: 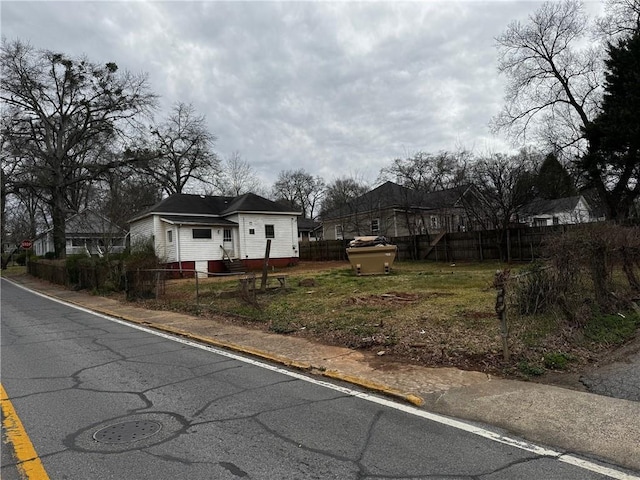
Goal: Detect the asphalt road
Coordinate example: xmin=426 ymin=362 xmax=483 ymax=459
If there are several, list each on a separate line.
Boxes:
xmin=0 ymin=279 xmax=625 ymax=479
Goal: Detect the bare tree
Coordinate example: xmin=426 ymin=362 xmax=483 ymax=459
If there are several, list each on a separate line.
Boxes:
xmin=467 ymin=152 xmax=537 ymax=260
xmin=272 ymin=169 xmax=325 ymax=219
xmin=596 ymin=0 xmax=640 ymax=40
xmin=1 ymin=39 xmax=157 ymax=258
xmin=213 ymin=151 xmax=264 ymax=196
xmin=321 ymin=176 xmax=370 ymax=218
xmin=493 ymin=1 xmax=601 ymax=157
xmin=378 ymin=150 xmax=471 ymax=192
xmin=139 ymin=102 xmax=219 ymax=195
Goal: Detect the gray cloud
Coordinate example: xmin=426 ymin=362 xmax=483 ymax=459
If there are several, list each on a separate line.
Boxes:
xmin=3 ymin=0 xmax=593 ymax=187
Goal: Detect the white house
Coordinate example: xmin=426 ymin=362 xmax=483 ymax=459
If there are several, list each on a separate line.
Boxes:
xmin=33 ymin=209 xmax=126 ymax=257
xmin=519 ymin=195 xmax=593 ymax=227
xmin=128 ymin=193 xmax=301 ymax=276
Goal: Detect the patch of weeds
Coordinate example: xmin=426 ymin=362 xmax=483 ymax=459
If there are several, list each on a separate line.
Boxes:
xmin=514 ymin=313 xmax=559 ymax=347
xmin=584 ymin=312 xmax=639 ymax=345
xmin=517 ymin=361 xmax=545 ymax=377
xmin=543 ymin=352 xmax=572 ymax=370
xmin=269 ymin=320 xmax=297 ymax=334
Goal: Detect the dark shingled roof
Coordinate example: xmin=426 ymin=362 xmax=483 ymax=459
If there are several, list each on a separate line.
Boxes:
xmin=323 ymin=181 xmax=471 ymax=220
xmin=130 ymin=193 xmax=299 ymax=223
xmin=159 ymin=215 xmax=237 ymax=226
xmin=520 ymin=196 xmax=585 ymax=216
xmin=221 ymin=193 xmax=298 ymax=215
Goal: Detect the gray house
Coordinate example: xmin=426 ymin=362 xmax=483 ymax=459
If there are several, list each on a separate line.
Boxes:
xmin=322 ymin=182 xmax=477 ymax=240
xmin=33 ymin=210 xmax=127 ymax=257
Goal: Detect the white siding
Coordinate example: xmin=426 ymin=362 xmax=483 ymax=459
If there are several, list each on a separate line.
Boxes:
xmin=133 ymin=213 xmax=299 ymax=263
xmin=176 ymin=225 xmax=225 ymax=262
xmin=130 ymin=217 xmax=154 ymax=245
xmin=236 ymin=214 xmax=299 ymax=260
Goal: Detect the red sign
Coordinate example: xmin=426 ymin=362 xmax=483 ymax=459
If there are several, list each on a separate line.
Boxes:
xmin=20 ymin=240 xmax=33 ymax=249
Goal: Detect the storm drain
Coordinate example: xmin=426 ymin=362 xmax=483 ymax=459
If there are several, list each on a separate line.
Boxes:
xmin=93 ymin=420 xmax=162 ymax=444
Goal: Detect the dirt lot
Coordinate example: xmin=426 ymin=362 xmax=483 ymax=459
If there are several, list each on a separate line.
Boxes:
xmin=135 ymin=260 xmax=640 ymax=384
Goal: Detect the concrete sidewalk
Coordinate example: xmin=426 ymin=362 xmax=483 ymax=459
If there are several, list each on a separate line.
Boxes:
xmin=4 ymin=274 xmax=640 ymax=474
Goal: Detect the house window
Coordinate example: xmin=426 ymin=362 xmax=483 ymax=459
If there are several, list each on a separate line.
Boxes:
xmin=265 ymin=225 xmax=275 ymax=238
xmin=335 ymin=225 xmax=343 ymax=240
xmin=223 ymin=229 xmax=232 ymax=242
xmin=553 ymin=217 xmax=559 ymax=225
xmin=192 ymin=228 xmax=212 ymax=239
xmin=249 ymin=228 xmax=255 ymax=235
xmin=431 ymin=216 xmax=439 ymax=229
xmin=167 ymin=230 xmax=173 ymax=243
xmin=371 ymin=218 xmax=380 ymax=234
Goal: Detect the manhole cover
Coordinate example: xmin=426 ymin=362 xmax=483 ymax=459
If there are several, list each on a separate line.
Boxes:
xmin=93 ymin=420 xmax=162 ymax=444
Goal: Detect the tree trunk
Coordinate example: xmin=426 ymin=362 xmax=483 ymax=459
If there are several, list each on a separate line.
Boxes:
xmin=621 ymin=247 xmax=640 ymax=292
xmin=51 ymin=189 xmax=67 ymax=259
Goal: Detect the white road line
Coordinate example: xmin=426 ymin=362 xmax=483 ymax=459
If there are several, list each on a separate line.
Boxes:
xmin=5 ymin=278 xmax=639 ymax=480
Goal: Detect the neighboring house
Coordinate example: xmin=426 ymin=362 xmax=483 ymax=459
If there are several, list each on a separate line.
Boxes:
xmin=297 ymin=218 xmax=321 ymax=242
xmin=128 ymin=193 xmax=301 ymax=275
xmin=33 ymin=209 xmax=126 ymax=257
xmin=322 ymin=181 xmax=477 ymax=240
xmin=519 ymin=195 xmax=594 ymax=227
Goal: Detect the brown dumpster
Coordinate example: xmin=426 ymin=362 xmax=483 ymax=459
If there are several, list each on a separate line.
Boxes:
xmin=346 ymin=236 xmax=397 ymax=275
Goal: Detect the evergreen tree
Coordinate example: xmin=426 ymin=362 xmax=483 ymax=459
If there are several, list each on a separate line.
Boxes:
xmin=536 ymin=153 xmax=576 ymax=199
xmin=582 ymin=32 xmax=640 ymax=219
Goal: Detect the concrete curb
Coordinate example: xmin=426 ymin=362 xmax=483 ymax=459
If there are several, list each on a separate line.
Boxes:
xmin=322 ymin=370 xmax=425 ymax=407
xmin=27 ymin=288 xmax=425 ymax=407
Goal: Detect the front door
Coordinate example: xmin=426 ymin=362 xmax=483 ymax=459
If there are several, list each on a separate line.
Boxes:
xmin=223 ymin=228 xmax=235 ymax=257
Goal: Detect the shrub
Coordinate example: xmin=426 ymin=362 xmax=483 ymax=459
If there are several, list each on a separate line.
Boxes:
xmin=15 ymin=252 xmax=27 ymax=266
xmin=513 ymin=263 xmax=559 ymax=315
xmin=517 ymin=361 xmax=545 ymax=377
xmin=543 ymin=352 xmax=572 ymax=370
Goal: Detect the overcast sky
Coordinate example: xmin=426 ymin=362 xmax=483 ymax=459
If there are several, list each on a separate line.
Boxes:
xmin=1 ymin=1 xmax=605 ymax=188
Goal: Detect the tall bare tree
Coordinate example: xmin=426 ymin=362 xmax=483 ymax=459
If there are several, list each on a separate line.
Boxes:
xmin=213 ymin=151 xmax=264 ymax=196
xmin=596 ymin=0 xmax=640 ymax=40
xmin=272 ymin=169 xmax=325 ymax=219
xmin=467 ymin=151 xmax=538 ymax=260
xmin=139 ymin=102 xmax=219 ymax=195
xmin=1 ymin=39 xmax=156 ymax=258
xmin=493 ymin=0 xmax=601 ymax=157
xmin=320 ymin=176 xmax=370 ymax=219
xmin=378 ymin=150 xmax=471 ymax=192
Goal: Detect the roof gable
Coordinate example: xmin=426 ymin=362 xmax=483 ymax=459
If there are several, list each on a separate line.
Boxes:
xmin=521 ymin=196 xmax=586 ymax=216
xmin=130 ymin=192 xmax=299 ymax=223
xmin=221 ymin=193 xmax=299 ymax=215
xmin=323 ymin=181 xmax=471 ymax=219
xmin=38 ymin=209 xmax=126 ymax=237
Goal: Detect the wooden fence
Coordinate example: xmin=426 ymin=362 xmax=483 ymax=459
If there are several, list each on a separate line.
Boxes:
xmin=299 ymin=224 xmax=575 ymax=262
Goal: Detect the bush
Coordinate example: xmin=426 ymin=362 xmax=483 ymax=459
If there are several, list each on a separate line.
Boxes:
xmin=517 ymin=361 xmax=545 ymax=377
xmin=543 ymin=352 xmax=572 ymax=370
xmin=65 ymin=255 xmax=88 ymax=285
xmin=513 ymin=263 xmax=560 ymax=315
xmin=15 ymin=252 xmax=27 ymax=266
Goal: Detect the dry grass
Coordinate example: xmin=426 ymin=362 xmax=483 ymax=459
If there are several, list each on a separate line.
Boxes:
xmin=129 ymin=260 xmax=640 ymax=377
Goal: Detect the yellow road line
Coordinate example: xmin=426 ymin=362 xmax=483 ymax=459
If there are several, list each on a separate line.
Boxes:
xmin=1 ymin=383 xmax=50 ymax=480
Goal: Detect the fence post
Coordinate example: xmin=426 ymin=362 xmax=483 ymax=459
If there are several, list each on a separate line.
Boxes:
xmin=494 ymin=269 xmax=510 ymax=363
xmin=195 ymin=272 xmax=199 ymax=306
